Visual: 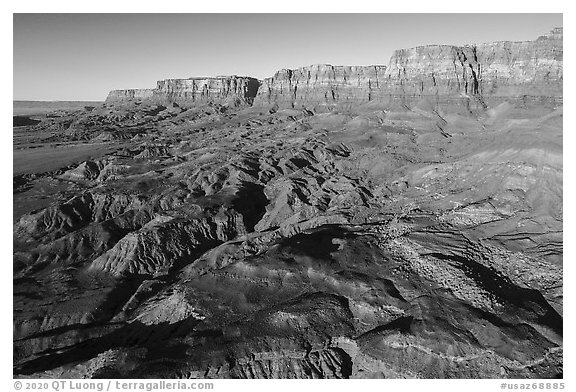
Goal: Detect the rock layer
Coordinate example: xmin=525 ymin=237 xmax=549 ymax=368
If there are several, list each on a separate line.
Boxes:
xmin=104 ymin=28 xmax=562 ymax=110
xmin=106 ymin=76 xmax=261 ymax=106
xmin=106 ymin=89 xmax=154 ymax=103
xmin=383 ymin=27 xmax=563 ymax=102
xmin=253 ymin=64 xmax=387 ymax=108
xmin=155 ymin=77 xmax=261 ymax=105
xmin=258 ymin=28 xmax=562 ymax=109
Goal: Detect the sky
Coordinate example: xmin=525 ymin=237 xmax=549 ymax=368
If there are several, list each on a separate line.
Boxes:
xmin=13 ymin=13 xmax=563 ymax=101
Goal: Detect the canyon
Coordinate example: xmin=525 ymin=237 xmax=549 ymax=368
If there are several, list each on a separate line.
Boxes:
xmin=13 ymin=28 xmax=563 ymax=379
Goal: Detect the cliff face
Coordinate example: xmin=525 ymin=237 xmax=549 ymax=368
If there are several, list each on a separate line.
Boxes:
xmin=383 ymin=27 xmax=563 ymax=101
xmin=253 ymin=64 xmax=387 ymax=108
xmin=253 ymin=28 xmax=562 ymax=109
xmin=155 ymin=76 xmax=261 ymax=105
xmin=106 ymin=89 xmax=155 ymax=103
xmin=105 ymin=76 xmax=261 ymax=106
xmin=104 ymin=28 xmax=562 ymax=109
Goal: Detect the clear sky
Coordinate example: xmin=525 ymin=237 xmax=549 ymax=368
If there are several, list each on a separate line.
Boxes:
xmin=13 ymin=13 xmax=562 ymax=101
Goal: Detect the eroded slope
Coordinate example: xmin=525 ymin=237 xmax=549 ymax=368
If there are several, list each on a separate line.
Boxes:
xmin=13 ymin=95 xmax=562 ymax=378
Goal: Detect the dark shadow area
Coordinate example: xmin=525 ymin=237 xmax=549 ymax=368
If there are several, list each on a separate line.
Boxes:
xmin=231 ymin=182 xmax=269 ymax=232
xmin=13 ymin=174 xmax=33 ymax=194
xmin=427 ymin=252 xmax=563 ymax=336
xmin=13 ymin=116 xmax=41 ymax=127
xmin=144 ymin=105 xmax=167 ymax=116
xmin=13 ymin=317 xmax=201 ymax=375
xmin=277 ymin=225 xmax=357 ymax=261
xmin=357 ymin=316 xmax=414 ymax=339
xmin=245 ymin=78 xmax=261 ymax=104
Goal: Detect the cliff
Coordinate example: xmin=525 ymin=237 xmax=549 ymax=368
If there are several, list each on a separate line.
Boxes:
xmin=105 ymin=76 xmax=261 ymax=106
xmin=254 ymin=28 xmax=562 ymax=109
xmin=383 ymin=27 xmax=562 ymax=102
xmin=154 ymin=76 xmax=260 ymax=105
xmin=106 ymin=89 xmax=155 ymax=103
xmin=252 ymin=64 xmax=387 ymax=108
xmin=105 ymin=28 xmax=562 ymax=110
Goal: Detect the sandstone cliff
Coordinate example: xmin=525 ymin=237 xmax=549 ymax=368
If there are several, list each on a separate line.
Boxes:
xmin=104 ymin=28 xmax=562 ymax=110
xmin=252 ymin=64 xmax=387 ymax=108
xmin=383 ymin=27 xmax=562 ymax=103
xmin=154 ymin=76 xmax=260 ymax=105
xmin=254 ymin=27 xmax=562 ymax=109
xmin=106 ymin=76 xmax=261 ymax=106
xmin=106 ymin=89 xmax=154 ymax=103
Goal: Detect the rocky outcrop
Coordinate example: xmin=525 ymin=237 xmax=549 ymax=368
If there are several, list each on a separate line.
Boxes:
xmin=14 ymin=191 xmax=148 ymax=245
xmin=89 ymin=212 xmax=245 ymax=277
xmin=253 ymin=64 xmax=387 ymax=109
